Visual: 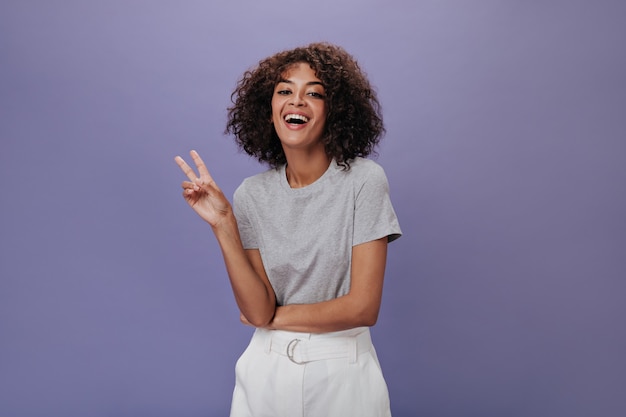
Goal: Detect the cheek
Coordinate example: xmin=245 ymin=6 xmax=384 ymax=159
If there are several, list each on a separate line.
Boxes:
xmin=317 ymin=101 xmax=327 ymax=117
xmin=271 ymin=97 xmax=284 ymax=115
xmin=317 ymin=106 xmax=328 ymax=124
xmin=270 ymin=102 xmax=279 ymax=121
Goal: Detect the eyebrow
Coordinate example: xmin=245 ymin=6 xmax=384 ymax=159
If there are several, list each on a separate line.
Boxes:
xmin=278 ymin=78 xmax=324 ymax=87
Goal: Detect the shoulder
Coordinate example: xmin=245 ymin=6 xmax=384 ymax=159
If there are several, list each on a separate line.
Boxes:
xmin=236 ymin=166 xmax=282 ymax=190
xmin=336 ymin=158 xmax=391 ymax=201
xmin=234 ymin=166 xmax=282 ymax=200
xmin=340 ymin=157 xmax=389 ymax=187
xmin=347 ymin=157 xmax=386 ymax=177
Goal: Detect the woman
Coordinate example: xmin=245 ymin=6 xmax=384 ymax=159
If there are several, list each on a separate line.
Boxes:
xmin=175 ymin=42 xmax=401 ymax=417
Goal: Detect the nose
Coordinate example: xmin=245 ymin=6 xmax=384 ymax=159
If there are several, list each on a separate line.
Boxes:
xmin=289 ymin=91 xmax=305 ymax=106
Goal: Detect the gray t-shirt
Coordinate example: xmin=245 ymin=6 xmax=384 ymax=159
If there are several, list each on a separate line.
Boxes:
xmin=233 ymin=157 xmax=402 ymax=306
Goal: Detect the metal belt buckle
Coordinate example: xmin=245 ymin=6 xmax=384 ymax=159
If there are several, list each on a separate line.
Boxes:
xmin=286 ymin=339 xmax=305 ymax=364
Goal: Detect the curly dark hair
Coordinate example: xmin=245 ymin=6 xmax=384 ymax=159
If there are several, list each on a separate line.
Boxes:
xmin=225 ymin=42 xmax=384 ymax=169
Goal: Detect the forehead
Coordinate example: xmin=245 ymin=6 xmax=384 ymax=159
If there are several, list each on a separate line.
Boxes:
xmin=279 ymin=62 xmax=321 ymax=82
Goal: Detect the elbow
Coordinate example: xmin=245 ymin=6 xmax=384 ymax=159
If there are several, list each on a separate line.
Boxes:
xmin=242 ymin=308 xmax=275 ymax=328
xmin=360 ymin=311 xmax=379 ymax=327
xmin=354 ymin=304 xmax=380 ymax=327
xmin=248 ymin=316 xmax=272 ymax=328
xmin=346 ymin=294 xmax=381 ymax=327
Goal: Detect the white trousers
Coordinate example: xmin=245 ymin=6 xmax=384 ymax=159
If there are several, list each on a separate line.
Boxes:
xmin=229 ymin=327 xmax=392 ymax=417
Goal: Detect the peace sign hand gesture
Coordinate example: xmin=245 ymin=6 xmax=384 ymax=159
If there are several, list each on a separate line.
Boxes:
xmin=174 ymin=150 xmax=232 ymax=228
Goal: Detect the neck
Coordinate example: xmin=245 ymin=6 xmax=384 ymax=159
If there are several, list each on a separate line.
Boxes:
xmin=284 ymin=150 xmax=331 ymax=188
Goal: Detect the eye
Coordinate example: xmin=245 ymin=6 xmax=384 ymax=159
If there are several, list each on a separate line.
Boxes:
xmin=276 ymin=90 xmax=291 ymax=95
xmin=307 ymin=91 xmax=325 ymax=99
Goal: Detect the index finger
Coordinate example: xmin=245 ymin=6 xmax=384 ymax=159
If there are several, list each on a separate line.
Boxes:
xmin=174 ymin=154 xmax=199 ymax=181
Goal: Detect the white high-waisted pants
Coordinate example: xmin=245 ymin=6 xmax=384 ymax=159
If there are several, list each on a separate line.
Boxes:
xmin=229 ymin=327 xmax=392 ymax=417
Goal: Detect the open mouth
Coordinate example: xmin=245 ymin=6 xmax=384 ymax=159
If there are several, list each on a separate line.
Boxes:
xmin=284 ymin=114 xmax=309 ymax=125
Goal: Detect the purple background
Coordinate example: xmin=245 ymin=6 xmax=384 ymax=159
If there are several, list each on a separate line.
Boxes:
xmin=1 ymin=1 xmax=625 ymax=416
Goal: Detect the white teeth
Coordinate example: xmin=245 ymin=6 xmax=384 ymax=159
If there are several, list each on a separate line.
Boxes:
xmin=284 ymin=114 xmax=309 ymax=123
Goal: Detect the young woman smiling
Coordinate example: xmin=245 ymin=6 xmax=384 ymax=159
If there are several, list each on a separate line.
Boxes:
xmin=175 ymin=42 xmax=401 ymax=417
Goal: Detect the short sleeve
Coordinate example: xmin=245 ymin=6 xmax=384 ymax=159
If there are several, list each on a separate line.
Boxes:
xmin=353 ymin=163 xmax=402 ymax=246
xmin=233 ymin=183 xmax=259 ymax=249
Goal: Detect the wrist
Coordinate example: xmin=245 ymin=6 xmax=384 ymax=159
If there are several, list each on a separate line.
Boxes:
xmin=210 ymin=210 xmax=237 ymax=233
xmin=210 ymin=212 xmax=246 ymax=253
xmin=267 ymin=305 xmax=286 ymax=330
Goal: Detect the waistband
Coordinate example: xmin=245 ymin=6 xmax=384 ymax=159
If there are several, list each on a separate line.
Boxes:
xmin=255 ymin=327 xmax=373 ymax=365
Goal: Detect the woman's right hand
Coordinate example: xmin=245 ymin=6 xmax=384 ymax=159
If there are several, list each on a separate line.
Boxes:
xmin=174 ymin=150 xmax=231 ymax=228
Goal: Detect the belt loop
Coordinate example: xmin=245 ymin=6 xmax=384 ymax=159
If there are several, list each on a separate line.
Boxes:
xmin=348 ymin=337 xmax=358 ymax=364
xmin=263 ymin=330 xmax=272 ymax=355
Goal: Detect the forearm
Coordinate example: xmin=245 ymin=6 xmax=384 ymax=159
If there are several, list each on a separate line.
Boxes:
xmin=269 ymin=293 xmax=380 ymax=333
xmin=175 ymin=150 xmax=275 ymax=325
xmin=212 ymin=214 xmax=275 ymax=326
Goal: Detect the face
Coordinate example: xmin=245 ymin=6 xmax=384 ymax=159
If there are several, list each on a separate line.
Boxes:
xmin=271 ymin=62 xmax=327 ymax=153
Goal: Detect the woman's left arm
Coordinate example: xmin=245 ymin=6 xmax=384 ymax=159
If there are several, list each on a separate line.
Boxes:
xmin=264 ymin=237 xmax=389 ymax=333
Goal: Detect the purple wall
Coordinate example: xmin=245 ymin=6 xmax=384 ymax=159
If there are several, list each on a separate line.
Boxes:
xmin=1 ymin=1 xmax=625 ymax=416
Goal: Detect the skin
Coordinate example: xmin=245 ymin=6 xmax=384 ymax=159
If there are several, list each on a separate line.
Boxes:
xmin=271 ymin=62 xmax=331 ymax=188
xmin=175 ymin=150 xmax=276 ymax=327
xmin=175 ymin=62 xmax=388 ymax=333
